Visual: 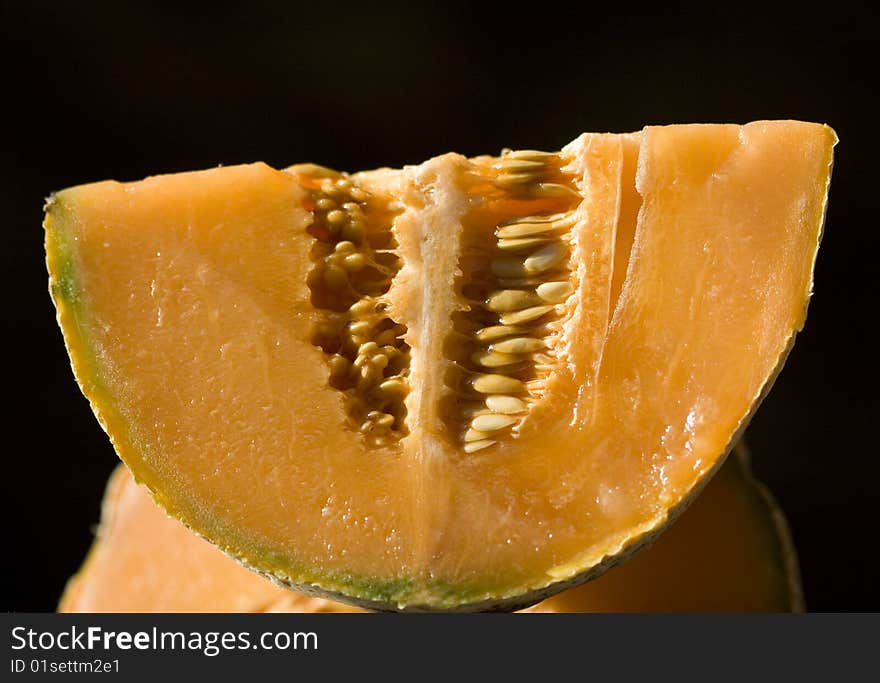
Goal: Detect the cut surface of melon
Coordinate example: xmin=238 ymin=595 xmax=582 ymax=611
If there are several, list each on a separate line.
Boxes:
xmin=46 ymin=121 xmax=835 ymax=610
xmin=60 ymin=445 xmax=801 ymax=613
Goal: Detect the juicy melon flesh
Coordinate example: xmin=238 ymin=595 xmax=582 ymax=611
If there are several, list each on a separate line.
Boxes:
xmin=45 ymin=121 xmax=835 ymax=610
xmin=59 ymin=445 xmax=801 ymax=613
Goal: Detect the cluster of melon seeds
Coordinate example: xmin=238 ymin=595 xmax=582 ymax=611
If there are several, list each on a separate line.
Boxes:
xmin=457 ymin=151 xmax=579 ymax=453
xmin=300 ymin=167 xmax=410 ymax=446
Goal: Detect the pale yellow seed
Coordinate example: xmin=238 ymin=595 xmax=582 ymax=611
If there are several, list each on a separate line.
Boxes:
xmin=369 ymin=412 xmax=394 ymax=428
xmin=497 ymin=237 xmax=550 ymax=251
xmin=464 ymin=439 xmax=497 ymax=453
xmin=343 ymin=253 xmax=367 ymax=271
xmin=475 ymin=325 xmax=529 ymax=342
xmin=350 ymin=187 xmax=369 ymax=202
xmin=471 ymin=350 xmax=523 ymax=368
xmin=378 ymin=378 xmax=407 ymax=398
xmin=500 ymin=305 xmax=555 ymax=325
xmin=498 ymin=159 xmax=544 ymax=172
xmin=315 ymin=198 xmax=336 ymax=211
xmin=473 ymin=374 xmax=525 ymax=394
xmin=485 ymin=395 xmax=527 ymax=414
xmin=496 ymin=222 xmax=558 ymax=239
xmin=524 ymin=243 xmax=567 ymax=274
xmin=531 ymin=183 xmax=580 ymax=200
xmin=490 ymin=257 xmax=526 ymax=278
xmin=505 ymin=150 xmax=557 ymax=161
xmin=497 ymin=172 xmax=541 ymax=187
xmin=486 ymin=289 xmax=542 ymax=312
xmin=472 ymin=414 xmax=517 ymax=432
xmin=508 ymin=212 xmax=570 ymax=224
xmin=349 ymin=320 xmax=371 ymax=337
xmin=491 ymin=337 xmax=545 ymax=354
xmin=464 ymin=428 xmax=491 ymax=442
xmin=349 ymin=299 xmax=374 ymax=317
xmin=359 ymin=341 xmax=379 ymax=355
xmin=536 ymin=281 xmax=573 ymax=303
xmin=496 ymin=213 xmax=576 ymax=239
xmin=374 ymin=329 xmax=399 ymax=345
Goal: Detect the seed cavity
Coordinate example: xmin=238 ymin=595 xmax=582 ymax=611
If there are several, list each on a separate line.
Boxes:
xmin=303 ymin=169 xmax=410 ymax=447
xmin=450 ymin=149 xmax=580 ymax=453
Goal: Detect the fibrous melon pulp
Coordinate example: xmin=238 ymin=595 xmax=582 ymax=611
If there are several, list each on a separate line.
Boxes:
xmin=45 ymin=121 xmax=835 ymax=611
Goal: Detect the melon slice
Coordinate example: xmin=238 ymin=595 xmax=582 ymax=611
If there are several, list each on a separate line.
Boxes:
xmin=59 ymin=444 xmax=801 ymax=613
xmin=45 ymin=121 xmax=835 ymax=611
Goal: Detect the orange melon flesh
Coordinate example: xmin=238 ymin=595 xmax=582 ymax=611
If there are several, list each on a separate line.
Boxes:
xmin=45 ymin=121 xmax=835 ymax=610
xmin=59 ymin=445 xmax=801 ymax=613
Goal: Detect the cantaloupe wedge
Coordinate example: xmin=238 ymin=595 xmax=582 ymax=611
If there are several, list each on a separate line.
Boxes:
xmin=60 ymin=444 xmax=801 ymax=613
xmin=45 ymin=121 xmax=835 ymax=610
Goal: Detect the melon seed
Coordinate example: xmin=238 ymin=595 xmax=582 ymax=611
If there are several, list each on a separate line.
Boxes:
xmin=500 ymin=305 xmax=555 ymax=326
xmin=504 ymin=150 xmax=557 ymax=162
xmin=497 ymin=172 xmax=542 ymax=187
xmin=471 ymin=350 xmax=523 ymax=368
xmin=531 ymin=183 xmax=580 ymax=200
xmin=497 ymin=237 xmax=551 ymax=251
xmin=486 ymin=290 xmax=542 ymax=312
xmin=485 ymin=395 xmax=527 ymax=414
xmin=524 ymin=243 xmax=567 ymax=274
xmin=464 ymin=428 xmax=491 ymax=442
xmin=536 ymin=281 xmax=573 ymax=303
xmin=472 ymin=414 xmax=517 ymax=432
xmin=475 ymin=325 xmax=529 ymax=342
xmin=464 ymin=439 xmax=497 ymax=454
xmin=490 ymin=337 xmax=545 ymax=354
xmin=497 ymin=159 xmax=545 ymax=172
xmin=473 ymin=374 xmax=525 ymax=394
xmin=378 ymin=378 xmax=407 ymax=399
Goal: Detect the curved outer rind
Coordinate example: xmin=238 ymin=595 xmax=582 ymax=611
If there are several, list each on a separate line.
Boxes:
xmin=45 ymin=124 xmax=834 ymax=612
xmin=59 ymin=443 xmax=801 ymax=612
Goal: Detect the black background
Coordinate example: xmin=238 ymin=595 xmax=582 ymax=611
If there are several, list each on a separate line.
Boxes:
xmin=2 ymin=2 xmax=878 ymax=611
